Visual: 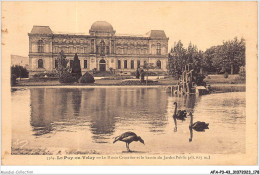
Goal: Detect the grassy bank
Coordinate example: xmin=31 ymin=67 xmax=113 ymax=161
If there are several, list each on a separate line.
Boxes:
xmin=13 ymin=74 xmax=245 ymax=87
xmin=210 ymin=84 xmax=246 ymax=93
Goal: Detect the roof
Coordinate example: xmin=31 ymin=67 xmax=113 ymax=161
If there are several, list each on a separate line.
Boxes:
xmin=90 ymin=21 xmax=114 ymax=32
xmin=146 ymin=30 xmax=167 ymax=38
xmin=115 ymin=33 xmax=146 ymax=37
xmin=30 ymin=26 xmax=53 ymax=34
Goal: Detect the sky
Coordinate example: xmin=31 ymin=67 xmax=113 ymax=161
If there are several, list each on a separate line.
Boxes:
xmin=1 ymin=1 xmax=257 ymax=58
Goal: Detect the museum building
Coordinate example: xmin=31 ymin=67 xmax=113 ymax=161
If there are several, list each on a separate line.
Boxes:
xmin=28 ymin=21 xmax=169 ymax=77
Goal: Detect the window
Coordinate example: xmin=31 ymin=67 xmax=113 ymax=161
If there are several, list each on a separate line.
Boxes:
xmin=55 ymin=60 xmax=58 ymax=68
xmin=37 ymin=40 xmax=44 ymax=53
xmin=38 ymin=59 xmax=43 ymax=68
xmin=106 ymin=46 xmax=110 ymax=55
xmin=111 ymin=40 xmax=114 ymax=54
xmin=91 ymin=39 xmax=94 ymax=53
xmin=100 ymin=40 xmax=105 ymax=56
xmin=124 ymin=60 xmax=127 ymax=69
xmin=84 ymin=60 xmax=87 ymax=68
xmin=156 ymin=60 xmax=161 ymax=69
xmin=118 ymin=60 xmax=121 ymax=69
xmin=131 ymin=60 xmax=134 ymax=69
xmin=137 ymin=60 xmax=140 ymax=68
xmin=70 ymin=60 xmax=74 ymax=68
xmin=157 ymin=43 xmax=161 ymax=55
xmin=96 ymin=46 xmax=99 ymax=54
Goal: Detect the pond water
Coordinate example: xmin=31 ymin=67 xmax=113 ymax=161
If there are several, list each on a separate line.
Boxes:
xmin=11 ymin=87 xmax=245 ymax=154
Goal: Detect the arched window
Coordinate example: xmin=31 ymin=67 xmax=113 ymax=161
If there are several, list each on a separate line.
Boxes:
xmin=156 ymin=43 xmax=161 ymax=55
xmin=156 ymin=60 xmax=161 ymax=69
xmin=38 ymin=59 xmax=43 ymax=68
xmin=38 ymin=40 xmax=44 ymax=53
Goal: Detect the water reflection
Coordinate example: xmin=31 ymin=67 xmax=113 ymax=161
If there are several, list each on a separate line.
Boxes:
xmin=30 ymin=88 xmax=168 ymax=142
xmin=12 ymin=88 xmax=246 ymax=154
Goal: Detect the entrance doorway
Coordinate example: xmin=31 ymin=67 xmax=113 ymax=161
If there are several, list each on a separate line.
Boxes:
xmin=99 ymin=59 xmax=106 ymax=71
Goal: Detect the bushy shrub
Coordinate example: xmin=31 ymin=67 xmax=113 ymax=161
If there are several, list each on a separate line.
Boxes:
xmin=11 ymin=74 xmax=17 ymax=86
xmin=11 ymin=65 xmax=29 ymax=78
xmin=195 ymin=73 xmax=206 ymax=86
xmin=136 ymin=69 xmax=140 ymax=78
xmin=140 ymin=71 xmax=145 ymax=83
xmin=79 ymin=72 xmax=95 ymax=84
xmin=224 ymin=72 xmax=229 ymax=78
xmin=59 ymin=71 xmax=76 ymax=83
xmin=33 ymin=72 xmax=59 ymax=78
xmin=71 ymin=54 xmax=82 ymax=81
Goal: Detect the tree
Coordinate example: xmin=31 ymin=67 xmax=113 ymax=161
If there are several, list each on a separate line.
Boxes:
xmin=71 ymin=53 xmax=82 ymax=81
xmin=136 ymin=68 xmax=140 ymax=79
xmin=222 ymin=37 xmax=245 ymax=74
xmin=186 ymin=43 xmax=203 ymax=73
xmin=56 ymin=50 xmax=69 ymax=78
xmin=168 ymin=41 xmax=204 ymax=77
xmin=143 ymin=62 xmax=155 ymax=85
xmin=168 ymin=40 xmax=187 ymax=78
xmin=11 ymin=65 xmax=29 ymax=79
xmin=204 ymin=37 xmax=245 ymax=74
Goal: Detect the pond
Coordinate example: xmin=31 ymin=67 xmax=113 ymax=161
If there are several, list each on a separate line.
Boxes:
xmin=11 ymin=87 xmax=245 ymax=154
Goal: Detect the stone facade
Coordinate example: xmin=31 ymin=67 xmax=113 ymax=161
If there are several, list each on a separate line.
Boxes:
xmin=28 ymin=21 xmax=169 ymax=77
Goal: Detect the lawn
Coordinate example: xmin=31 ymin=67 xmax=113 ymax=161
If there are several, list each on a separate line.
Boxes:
xmin=13 ymin=74 xmax=245 ymax=87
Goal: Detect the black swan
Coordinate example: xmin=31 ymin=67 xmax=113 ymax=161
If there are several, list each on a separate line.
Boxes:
xmin=189 ymin=112 xmax=209 ymax=132
xmin=173 ymin=102 xmax=187 ymax=121
xmin=113 ymin=131 xmax=144 ymax=152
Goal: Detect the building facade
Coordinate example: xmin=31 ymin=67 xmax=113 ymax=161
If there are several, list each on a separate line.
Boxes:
xmin=28 ymin=21 xmax=169 ymax=77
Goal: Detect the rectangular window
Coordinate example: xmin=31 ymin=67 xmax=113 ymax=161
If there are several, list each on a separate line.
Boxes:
xmin=84 ymin=60 xmax=87 ymax=68
xmin=157 ymin=43 xmax=161 ymax=55
xmin=131 ymin=60 xmax=134 ymax=69
xmin=118 ymin=60 xmax=121 ymax=69
xmin=124 ymin=60 xmax=127 ymax=69
xmin=106 ymin=46 xmax=110 ymax=55
xmin=70 ymin=60 xmax=73 ymax=68
xmin=137 ymin=60 xmax=140 ymax=68
xmin=38 ymin=40 xmax=44 ymax=53
xmin=55 ymin=60 xmax=58 ymax=68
